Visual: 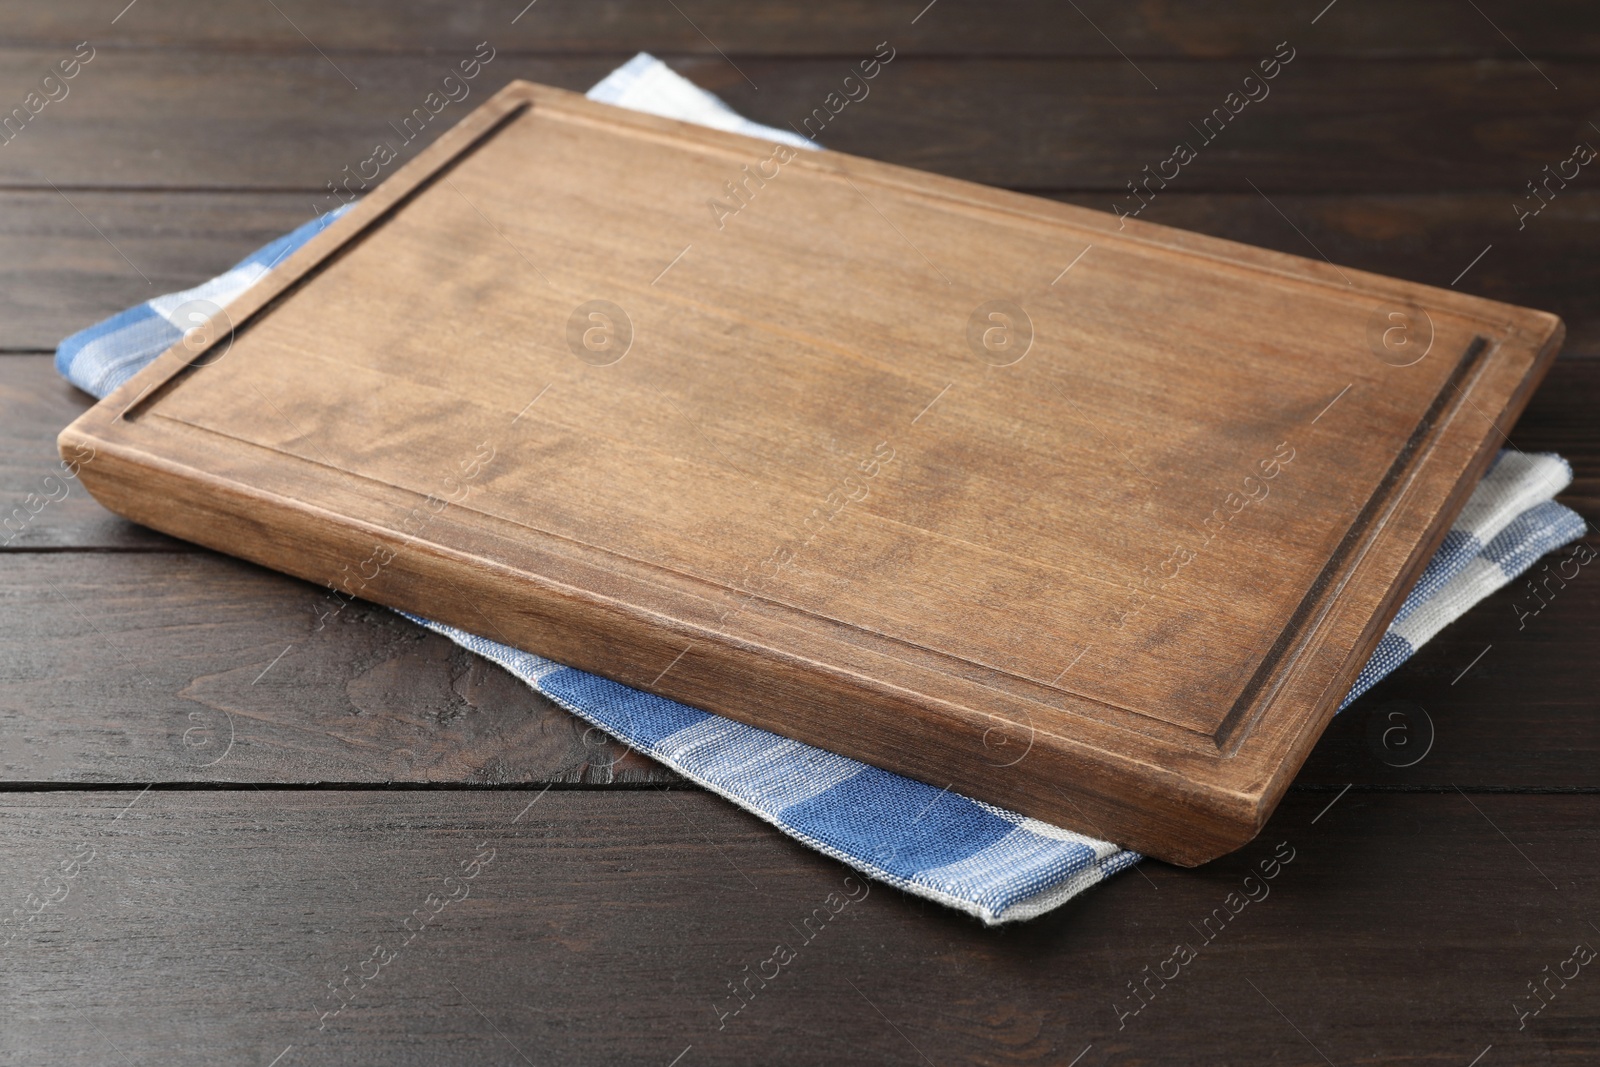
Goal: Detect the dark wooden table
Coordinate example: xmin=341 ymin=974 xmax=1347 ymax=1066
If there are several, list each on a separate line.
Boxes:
xmin=3 ymin=3 xmax=1597 ymax=1064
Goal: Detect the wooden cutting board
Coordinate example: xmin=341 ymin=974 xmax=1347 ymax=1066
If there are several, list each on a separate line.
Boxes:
xmin=59 ymin=80 xmax=1562 ymax=865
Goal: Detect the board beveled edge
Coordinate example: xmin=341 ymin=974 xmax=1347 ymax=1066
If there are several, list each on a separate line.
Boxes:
xmin=54 ymin=420 xmax=1278 ymax=865
xmin=57 ymin=78 xmax=1568 ymax=865
xmin=1212 ymin=335 xmax=1495 ymax=751
xmin=1231 ymin=313 xmax=1565 ymax=839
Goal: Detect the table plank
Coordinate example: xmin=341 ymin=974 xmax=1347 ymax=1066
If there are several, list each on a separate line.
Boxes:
xmin=0 ymin=788 xmax=1593 ymax=1065
xmin=6 ymin=0 xmax=1595 ymax=58
xmin=0 ymin=50 xmax=1592 ymax=192
xmin=0 ymin=356 xmax=173 ymax=547
xmin=0 ymin=191 xmax=317 ymax=354
xmin=0 ymin=532 xmax=1594 ymax=791
xmin=0 ymin=552 xmax=672 ymax=786
xmin=9 ymin=190 xmax=1600 ymax=355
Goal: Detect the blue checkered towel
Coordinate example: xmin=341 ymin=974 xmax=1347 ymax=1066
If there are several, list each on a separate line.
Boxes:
xmin=54 ymin=56 xmax=1587 ymax=923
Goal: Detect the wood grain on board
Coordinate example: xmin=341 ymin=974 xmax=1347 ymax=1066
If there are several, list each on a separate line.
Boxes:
xmin=6 ymin=350 xmax=1593 ymax=793
xmin=10 ymin=192 xmax=1600 ymax=356
xmin=59 ymin=81 xmax=1565 ymax=862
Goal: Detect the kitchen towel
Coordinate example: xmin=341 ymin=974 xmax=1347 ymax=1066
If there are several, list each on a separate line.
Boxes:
xmin=54 ymin=54 xmax=1588 ymax=924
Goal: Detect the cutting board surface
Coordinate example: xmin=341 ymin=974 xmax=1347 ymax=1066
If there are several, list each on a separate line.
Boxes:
xmin=62 ymin=81 xmax=1562 ymax=863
